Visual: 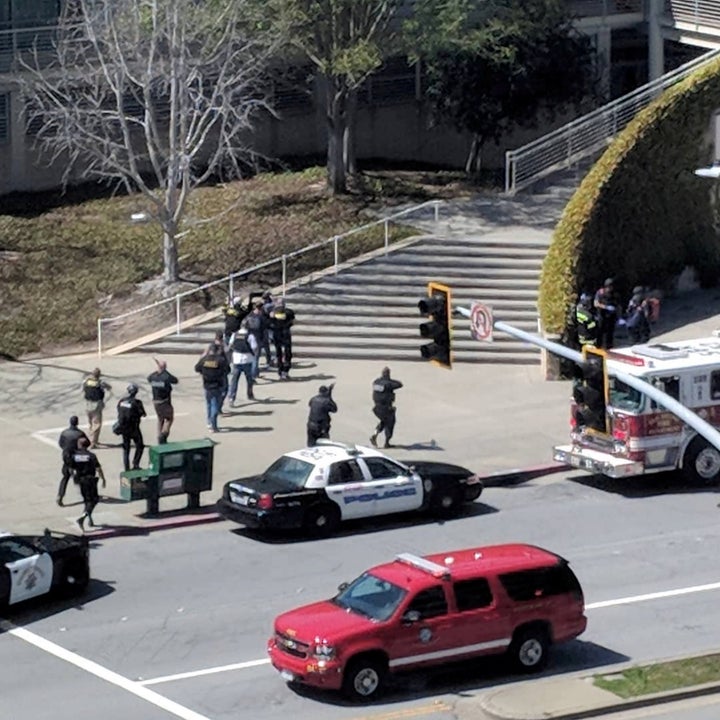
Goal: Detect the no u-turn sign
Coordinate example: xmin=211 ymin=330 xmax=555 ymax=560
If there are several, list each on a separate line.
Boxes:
xmin=470 ymin=302 xmax=494 ymax=342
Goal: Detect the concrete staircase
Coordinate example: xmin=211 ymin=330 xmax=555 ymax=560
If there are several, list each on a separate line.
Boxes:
xmin=140 ymin=228 xmax=549 ymax=364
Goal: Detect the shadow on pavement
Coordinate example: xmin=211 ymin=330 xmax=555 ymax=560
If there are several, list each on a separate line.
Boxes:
xmin=0 ymin=578 xmax=116 ymax=628
xmin=568 ymin=470 xmax=719 ymax=498
xmin=231 ymin=502 xmax=498 ymax=545
xmin=287 ymin=639 xmax=628 ymax=707
xmin=391 ymin=441 xmax=444 ymax=451
xmin=215 ymin=426 xmax=273 ymax=433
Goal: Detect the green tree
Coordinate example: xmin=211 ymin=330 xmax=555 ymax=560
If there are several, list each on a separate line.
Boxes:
xmin=20 ymin=0 xmax=277 ymax=284
xmin=416 ymin=0 xmax=598 ymax=174
xmin=262 ymin=0 xmax=401 ymax=195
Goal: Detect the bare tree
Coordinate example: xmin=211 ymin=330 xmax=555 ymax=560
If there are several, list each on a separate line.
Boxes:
xmin=18 ymin=0 xmax=277 ymax=283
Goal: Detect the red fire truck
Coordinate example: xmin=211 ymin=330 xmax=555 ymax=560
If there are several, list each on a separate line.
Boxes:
xmin=553 ymin=338 xmax=720 ymax=483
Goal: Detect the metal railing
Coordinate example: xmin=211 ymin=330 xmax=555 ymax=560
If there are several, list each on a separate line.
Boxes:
xmin=0 ymin=22 xmax=59 ymax=72
xmin=567 ymin=0 xmax=643 ymax=17
xmin=665 ymin=0 xmax=720 ymax=29
xmin=96 ymin=200 xmax=442 ymax=356
xmin=504 ymin=47 xmax=720 ymax=194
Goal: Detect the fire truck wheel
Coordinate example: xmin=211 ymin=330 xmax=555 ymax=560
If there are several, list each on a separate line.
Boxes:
xmin=682 ymin=437 xmax=720 ymax=485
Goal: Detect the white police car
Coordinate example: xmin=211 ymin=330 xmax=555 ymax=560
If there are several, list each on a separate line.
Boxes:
xmin=0 ymin=530 xmax=89 ymax=608
xmin=216 ymin=441 xmax=482 ymax=535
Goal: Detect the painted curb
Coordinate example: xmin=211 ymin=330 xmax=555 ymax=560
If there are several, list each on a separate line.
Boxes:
xmin=82 ymin=462 xmax=567 ymax=539
xmin=479 ymin=681 xmax=720 ymax=720
xmin=82 ymin=511 xmax=224 ymax=540
xmin=479 ymin=462 xmax=566 ymax=487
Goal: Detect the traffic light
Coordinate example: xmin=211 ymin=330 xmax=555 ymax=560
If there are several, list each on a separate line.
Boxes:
xmin=418 ymin=282 xmax=452 ymax=369
xmin=577 ymin=346 xmax=608 ymax=433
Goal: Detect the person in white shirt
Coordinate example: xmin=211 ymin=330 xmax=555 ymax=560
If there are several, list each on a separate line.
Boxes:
xmin=228 ymin=327 xmax=258 ymax=405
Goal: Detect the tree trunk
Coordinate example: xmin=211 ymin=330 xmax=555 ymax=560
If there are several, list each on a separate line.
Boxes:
xmin=163 ymin=225 xmax=179 ymax=283
xmin=326 ymin=77 xmax=347 ymax=195
xmin=343 ymin=90 xmax=358 ymax=176
xmin=465 ymin=134 xmax=483 ymax=176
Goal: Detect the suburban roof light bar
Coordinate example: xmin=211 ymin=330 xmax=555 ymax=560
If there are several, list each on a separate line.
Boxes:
xmin=395 ymin=553 xmax=451 ymax=579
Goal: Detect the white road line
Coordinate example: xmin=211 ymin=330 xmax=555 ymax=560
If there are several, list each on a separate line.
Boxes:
xmin=30 ymin=413 xmax=190 ymax=448
xmin=3 ymin=622 xmax=212 ymax=720
xmin=586 ymin=580 xmax=720 ymax=610
xmin=139 ymin=659 xmax=271 ymax=686
xmin=140 ymin=579 xmax=720 ymax=686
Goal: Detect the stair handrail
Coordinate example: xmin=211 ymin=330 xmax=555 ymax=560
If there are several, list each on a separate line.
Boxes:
xmin=505 ymin=47 xmax=720 ymax=194
xmin=97 ymin=199 xmax=442 ymax=356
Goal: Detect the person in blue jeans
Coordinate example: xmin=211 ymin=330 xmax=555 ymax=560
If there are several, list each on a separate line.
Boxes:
xmin=228 ymin=327 xmax=257 ymax=405
xmin=194 ymin=343 xmax=230 ymax=432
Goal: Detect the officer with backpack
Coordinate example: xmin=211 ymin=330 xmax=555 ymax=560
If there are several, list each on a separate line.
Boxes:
xmin=115 ymin=383 xmax=147 ymax=471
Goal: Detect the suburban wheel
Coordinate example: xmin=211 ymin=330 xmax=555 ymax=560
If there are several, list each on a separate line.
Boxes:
xmin=508 ymin=627 xmax=549 ymax=673
xmin=303 ymin=505 xmax=340 ymax=536
xmin=683 ymin=437 xmax=720 ymax=485
xmin=433 ymin=488 xmax=462 ymax=518
xmin=342 ymin=656 xmax=386 ymax=702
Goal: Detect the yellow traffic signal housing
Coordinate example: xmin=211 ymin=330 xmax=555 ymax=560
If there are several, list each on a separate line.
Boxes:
xmin=579 ymin=345 xmax=609 ymax=434
xmin=418 ymin=282 xmax=452 ymax=369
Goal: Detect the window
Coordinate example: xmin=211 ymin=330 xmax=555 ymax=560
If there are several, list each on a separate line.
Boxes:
xmin=499 ymin=563 xmax=581 ymax=602
xmin=332 ymin=573 xmax=407 ymax=622
xmin=363 ymin=457 xmax=403 ymax=480
xmin=0 ymin=538 xmax=36 ymax=563
xmin=328 ymin=460 xmax=364 ymax=485
xmin=711 ymin=371 xmax=720 ymax=400
xmin=406 ymin=586 xmax=448 ymax=619
xmin=454 ymin=578 xmax=493 ymax=612
xmin=0 ymin=93 xmax=8 ymax=144
xmin=263 ymin=456 xmax=314 ymax=489
xmin=650 ymin=376 xmax=681 ymax=409
xmin=609 ymin=377 xmax=643 ymax=412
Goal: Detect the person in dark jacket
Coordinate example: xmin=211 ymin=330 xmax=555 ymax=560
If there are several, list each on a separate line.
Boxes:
xmin=369 ymin=367 xmax=403 ymax=449
xmin=195 ymin=343 xmax=230 ymax=432
xmin=147 ymin=358 xmax=179 ymax=444
xmin=594 ymin=277 xmax=619 ymax=349
xmin=82 ymin=367 xmax=111 ymax=448
xmin=268 ymin=297 xmax=295 ymax=380
xmin=626 ymin=293 xmax=651 ymax=344
xmin=57 ymin=416 xmax=90 ymax=506
xmin=223 ymin=296 xmax=248 ymax=344
xmin=306 ymin=385 xmax=337 ymax=446
xmin=244 ymin=301 xmax=267 ymax=380
xmin=116 ymin=383 xmax=147 ymax=471
xmin=70 ymin=437 xmax=106 ymax=532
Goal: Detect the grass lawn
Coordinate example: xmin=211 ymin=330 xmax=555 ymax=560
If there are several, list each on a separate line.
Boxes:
xmin=594 ymin=654 xmax=720 ymax=698
xmin=0 ymin=166 xmax=478 ymax=359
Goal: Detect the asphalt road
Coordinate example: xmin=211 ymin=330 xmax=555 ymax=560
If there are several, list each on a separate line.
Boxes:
xmin=3 ymin=467 xmax=720 ymax=720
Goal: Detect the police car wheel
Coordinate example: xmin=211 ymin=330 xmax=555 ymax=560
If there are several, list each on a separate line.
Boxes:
xmin=342 ymin=656 xmax=387 ymax=702
xmin=433 ymin=488 xmax=462 ymax=518
xmin=61 ymin=559 xmax=89 ymax=597
xmin=303 ymin=505 xmax=340 ymax=537
xmin=683 ymin=437 xmax=720 ymax=485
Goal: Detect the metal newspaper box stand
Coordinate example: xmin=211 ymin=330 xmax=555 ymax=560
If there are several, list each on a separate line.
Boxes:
xmin=119 ymin=438 xmax=216 ymax=516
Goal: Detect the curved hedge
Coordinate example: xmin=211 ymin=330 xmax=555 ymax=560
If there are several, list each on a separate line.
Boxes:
xmin=539 ymin=57 xmax=720 ymax=334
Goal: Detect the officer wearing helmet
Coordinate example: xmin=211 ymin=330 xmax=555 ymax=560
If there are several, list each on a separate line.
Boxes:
xmin=115 ymin=382 xmax=147 ymax=471
xmin=306 ymin=384 xmax=337 ymax=446
xmin=575 ymin=292 xmax=598 ymax=348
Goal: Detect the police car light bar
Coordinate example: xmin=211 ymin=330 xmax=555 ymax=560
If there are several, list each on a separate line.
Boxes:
xmin=396 ymin=553 xmax=451 ymax=579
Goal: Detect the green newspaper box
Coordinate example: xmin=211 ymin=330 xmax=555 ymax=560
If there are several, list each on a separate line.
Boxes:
xmin=120 ymin=438 xmax=216 ymax=515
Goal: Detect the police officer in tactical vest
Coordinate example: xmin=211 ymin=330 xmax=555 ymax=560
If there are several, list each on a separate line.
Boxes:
xmin=82 ymin=368 xmax=111 ymax=448
xmin=70 ymin=437 xmax=106 ymax=532
xmin=116 ymin=383 xmax=147 ymax=471
xmin=575 ymin=293 xmax=598 ymax=348
xmin=57 ymin=416 xmax=90 ymax=506
xmin=369 ymin=367 xmax=403 ymax=449
xmin=147 ymin=358 xmax=179 ymax=444
xmin=306 ymin=385 xmax=337 ymax=446
xmin=269 ymin=298 xmax=296 ymax=380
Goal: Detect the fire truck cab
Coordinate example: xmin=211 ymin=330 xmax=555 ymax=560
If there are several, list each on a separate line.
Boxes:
xmin=554 ymin=337 xmax=720 ymax=483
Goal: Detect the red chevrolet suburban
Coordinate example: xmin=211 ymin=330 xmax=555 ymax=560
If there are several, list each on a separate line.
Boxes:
xmin=268 ymin=543 xmax=587 ymax=701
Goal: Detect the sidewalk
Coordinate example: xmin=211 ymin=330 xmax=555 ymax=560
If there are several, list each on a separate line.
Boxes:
xmin=455 ymin=660 xmax=720 ymax=720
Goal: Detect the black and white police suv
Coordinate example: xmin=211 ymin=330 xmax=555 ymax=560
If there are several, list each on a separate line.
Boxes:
xmin=216 ymin=441 xmax=483 ymax=534
xmin=0 ymin=530 xmax=90 ymax=608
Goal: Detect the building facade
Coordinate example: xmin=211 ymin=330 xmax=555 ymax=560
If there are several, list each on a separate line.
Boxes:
xmin=0 ymin=0 xmax=719 ymax=196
